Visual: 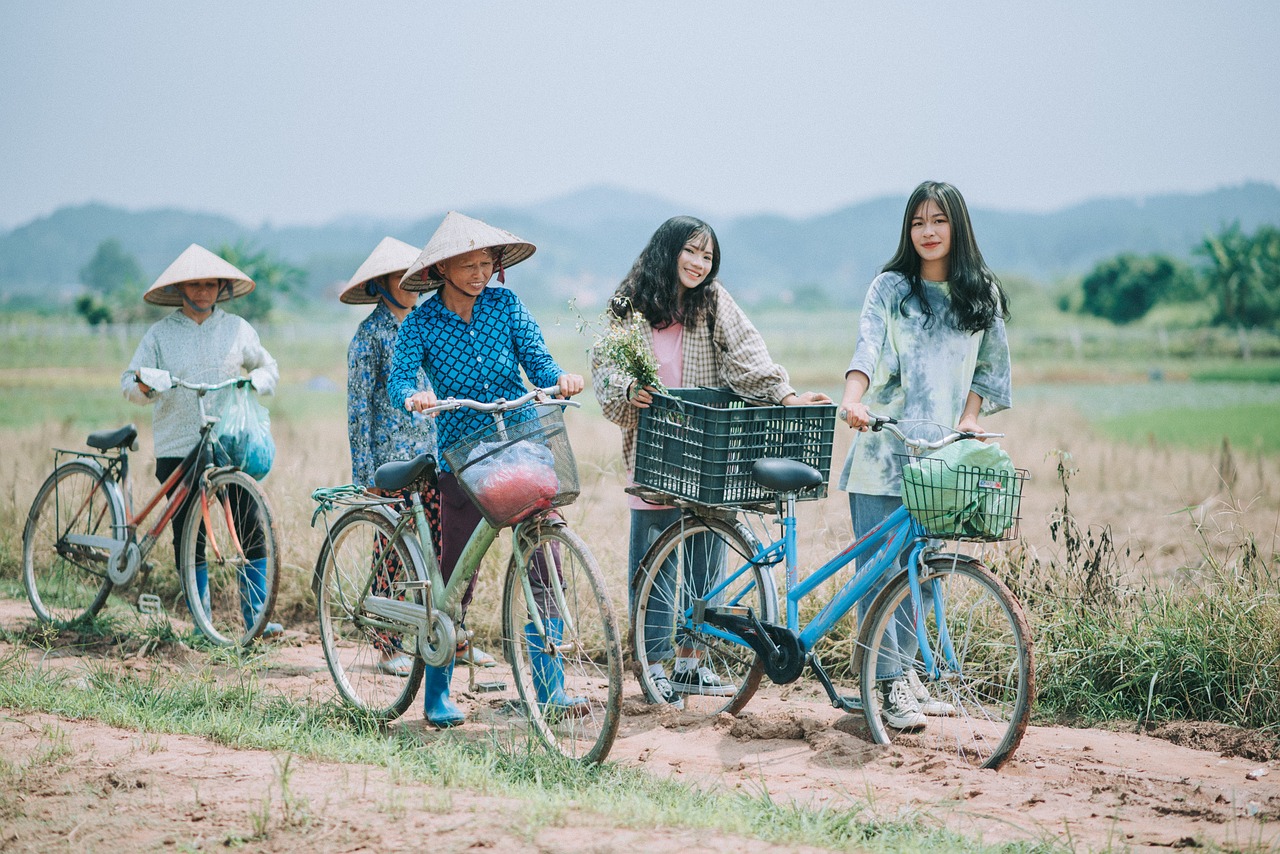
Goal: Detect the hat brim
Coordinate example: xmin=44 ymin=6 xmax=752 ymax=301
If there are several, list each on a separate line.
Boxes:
xmin=143 ymin=278 xmax=255 ymax=306
xmin=401 ymin=241 xmax=536 ymax=292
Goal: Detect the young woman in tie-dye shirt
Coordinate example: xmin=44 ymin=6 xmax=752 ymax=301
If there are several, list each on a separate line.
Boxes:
xmin=837 ymin=181 xmax=1012 ymax=731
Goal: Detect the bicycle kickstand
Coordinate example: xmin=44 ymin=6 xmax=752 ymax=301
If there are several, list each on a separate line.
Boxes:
xmin=808 ymin=654 xmax=864 ymax=713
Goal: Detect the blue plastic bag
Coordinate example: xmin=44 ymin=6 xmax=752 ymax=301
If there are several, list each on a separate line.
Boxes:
xmin=213 ymin=384 xmax=275 ymax=480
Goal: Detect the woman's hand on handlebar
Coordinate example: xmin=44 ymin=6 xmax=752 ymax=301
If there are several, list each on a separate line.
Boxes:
xmin=556 ymin=373 xmax=584 ymax=398
xmin=405 ymin=390 xmax=438 ymax=414
xmin=838 ymin=400 xmax=871 ymax=431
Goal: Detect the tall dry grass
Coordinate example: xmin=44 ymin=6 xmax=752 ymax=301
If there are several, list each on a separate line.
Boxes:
xmin=4 ymin=398 xmax=1278 ymax=728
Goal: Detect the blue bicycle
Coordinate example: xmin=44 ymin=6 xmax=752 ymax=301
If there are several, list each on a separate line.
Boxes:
xmin=631 ymin=416 xmax=1033 ymax=770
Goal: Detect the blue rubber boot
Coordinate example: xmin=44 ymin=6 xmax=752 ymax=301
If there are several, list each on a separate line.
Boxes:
xmin=187 ymin=563 xmax=211 ymax=636
xmin=525 ymin=618 xmax=587 ymax=713
xmin=422 ymin=659 xmax=465 ymax=727
xmin=240 ymin=558 xmax=283 ymax=638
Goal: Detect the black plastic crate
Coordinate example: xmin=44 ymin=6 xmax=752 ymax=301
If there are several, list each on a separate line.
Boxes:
xmin=634 ymin=388 xmax=836 ymax=506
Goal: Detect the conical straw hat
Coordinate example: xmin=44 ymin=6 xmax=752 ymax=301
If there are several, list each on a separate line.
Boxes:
xmin=144 ymin=244 xmax=255 ymax=306
xmin=339 ymin=237 xmax=421 ymax=304
xmin=401 ymin=211 xmax=536 ymax=292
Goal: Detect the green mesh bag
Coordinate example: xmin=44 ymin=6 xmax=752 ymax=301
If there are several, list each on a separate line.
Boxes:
xmin=900 ymin=440 xmax=1023 ymax=540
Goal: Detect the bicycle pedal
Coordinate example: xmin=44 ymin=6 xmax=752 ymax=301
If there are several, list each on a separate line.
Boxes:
xmin=474 ymin=680 xmax=507 ymax=693
xmin=137 ymin=593 xmax=164 ymax=616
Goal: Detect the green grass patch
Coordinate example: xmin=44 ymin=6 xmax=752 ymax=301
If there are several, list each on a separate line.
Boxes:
xmin=1095 ymin=402 xmax=1280 ymax=453
xmin=0 ymin=651 xmax=1059 ymax=853
xmin=1190 ymin=362 xmax=1280 ymax=383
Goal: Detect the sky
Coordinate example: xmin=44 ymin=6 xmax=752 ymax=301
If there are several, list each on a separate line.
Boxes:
xmin=2 ymin=2 xmax=1278 ymax=230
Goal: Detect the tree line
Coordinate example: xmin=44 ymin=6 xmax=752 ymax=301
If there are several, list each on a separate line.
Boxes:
xmin=74 ymin=240 xmax=305 ymax=325
xmin=1075 ymin=223 xmax=1280 ymax=327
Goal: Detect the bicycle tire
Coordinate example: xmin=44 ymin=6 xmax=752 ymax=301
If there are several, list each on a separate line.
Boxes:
xmin=314 ymin=506 xmax=427 ymax=721
xmin=22 ymin=460 xmax=122 ymax=626
xmin=180 ymin=469 xmax=281 ymax=647
xmin=500 ymin=522 xmax=622 ymax=764
xmin=856 ymin=553 xmax=1034 ymax=770
xmin=632 ymin=515 xmax=775 ymax=719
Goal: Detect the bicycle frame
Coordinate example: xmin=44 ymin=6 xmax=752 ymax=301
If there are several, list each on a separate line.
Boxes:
xmin=693 ymin=496 xmax=960 ymax=682
xmin=353 ymin=490 xmax=576 ymax=662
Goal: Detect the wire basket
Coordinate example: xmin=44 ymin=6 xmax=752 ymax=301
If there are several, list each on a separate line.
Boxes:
xmin=898 ymin=454 xmax=1028 ymax=542
xmin=634 ymin=388 xmax=836 ymax=507
xmin=443 ymin=403 xmax=580 ymax=528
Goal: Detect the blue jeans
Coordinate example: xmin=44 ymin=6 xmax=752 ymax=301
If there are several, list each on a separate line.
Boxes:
xmin=630 ymin=508 xmax=727 ymax=664
xmin=850 ymin=493 xmax=930 ymax=681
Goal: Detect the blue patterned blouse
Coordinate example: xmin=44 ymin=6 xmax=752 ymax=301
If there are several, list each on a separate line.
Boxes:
xmin=348 ymin=303 xmax=437 ymax=486
xmin=387 ymin=287 xmax=563 ymax=472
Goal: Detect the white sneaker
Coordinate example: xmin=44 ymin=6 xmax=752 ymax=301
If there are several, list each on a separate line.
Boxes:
xmin=671 ymin=665 xmax=736 ymax=696
xmin=880 ymin=678 xmax=926 ymax=730
xmin=905 ymin=668 xmax=956 ymax=717
xmin=650 ymin=673 xmax=685 ymax=710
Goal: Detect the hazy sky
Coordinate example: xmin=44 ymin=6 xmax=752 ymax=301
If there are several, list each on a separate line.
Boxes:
xmin=2 ymin=2 xmax=1277 ymax=229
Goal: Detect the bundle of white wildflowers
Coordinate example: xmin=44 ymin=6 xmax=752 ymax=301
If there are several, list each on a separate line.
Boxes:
xmin=575 ymin=297 xmax=665 ymax=394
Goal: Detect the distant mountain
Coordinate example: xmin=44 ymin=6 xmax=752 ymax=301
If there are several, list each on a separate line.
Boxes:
xmin=3 ymin=182 xmax=1278 ymax=309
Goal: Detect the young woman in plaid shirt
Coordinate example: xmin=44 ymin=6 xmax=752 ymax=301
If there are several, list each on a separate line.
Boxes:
xmin=591 ymin=216 xmax=831 ymax=708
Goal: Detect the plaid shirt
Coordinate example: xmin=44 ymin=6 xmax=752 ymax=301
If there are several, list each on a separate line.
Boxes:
xmin=591 ymin=281 xmax=796 ymax=471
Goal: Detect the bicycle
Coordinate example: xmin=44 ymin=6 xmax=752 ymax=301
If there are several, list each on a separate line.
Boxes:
xmin=21 ymin=375 xmax=282 ymax=647
xmin=310 ymin=385 xmax=623 ymax=764
xmin=631 ymin=412 xmax=1034 ymax=770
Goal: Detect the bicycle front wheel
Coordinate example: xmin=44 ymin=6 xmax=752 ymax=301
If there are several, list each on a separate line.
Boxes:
xmin=180 ymin=469 xmax=280 ymax=647
xmin=315 ymin=507 xmax=426 ymax=721
xmin=856 ymin=553 xmax=1034 ymax=770
xmin=22 ymin=460 xmax=122 ymax=626
xmin=632 ymin=515 xmax=774 ymax=720
xmin=500 ymin=522 xmax=622 ymax=764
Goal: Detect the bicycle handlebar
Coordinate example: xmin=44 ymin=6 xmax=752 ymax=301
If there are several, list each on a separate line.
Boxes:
xmin=867 ymin=413 xmax=1004 ymax=452
xmin=171 ymin=376 xmax=251 ymax=394
xmin=416 ymin=385 xmax=581 ymax=416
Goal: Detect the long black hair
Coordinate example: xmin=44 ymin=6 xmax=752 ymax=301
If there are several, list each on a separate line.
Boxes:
xmin=884 ymin=181 xmax=1009 ymax=333
xmin=611 ymin=216 xmax=720 ymax=330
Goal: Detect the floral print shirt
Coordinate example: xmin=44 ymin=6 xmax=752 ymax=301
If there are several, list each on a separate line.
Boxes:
xmin=387 ymin=287 xmax=563 ymax=472
xmin=837 ymin=272 xmax=1012 ymax=496
xmin=121 ymin=307 xmax=278 ymax=459
xmin=348 ymin=303 xmax=437 ymax=487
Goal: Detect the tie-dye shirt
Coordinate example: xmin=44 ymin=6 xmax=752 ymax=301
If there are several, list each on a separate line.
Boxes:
xmin=837 ymin=272 xmax=1012 ymax=496
xmin=387 ymin=286 xmax=562 ymax=472
xmin=347 ymin=302 xmax=437 ymax=487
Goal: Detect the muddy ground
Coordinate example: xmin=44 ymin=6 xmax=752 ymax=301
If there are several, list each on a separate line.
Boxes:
xmin=2 ymin=597 xmax=1278 ymax=854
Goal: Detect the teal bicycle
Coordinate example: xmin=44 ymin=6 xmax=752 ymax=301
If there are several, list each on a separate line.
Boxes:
xmin=310 ymin=386 xmax=622 ymax=764
xmin=631 ymin=414 xmax=1033 ymax=770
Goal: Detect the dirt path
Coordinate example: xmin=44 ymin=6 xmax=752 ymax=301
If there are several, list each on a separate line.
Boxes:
xmin=2 ymin=597 xmax=1278 ymax=854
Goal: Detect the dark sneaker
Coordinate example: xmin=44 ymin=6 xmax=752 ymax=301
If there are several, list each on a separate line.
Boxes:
xmin=650 ymin=673 xmax=685 ymax=710
xmin=880 ymin=678 xmax=927 ymax=730
xmin=671 ymin=665 xmax=736 ymax=696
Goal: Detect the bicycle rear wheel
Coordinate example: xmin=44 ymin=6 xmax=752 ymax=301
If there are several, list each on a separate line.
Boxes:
xmin=180 ymin=469 xmax=280 ymax=647
xmin=856 ymin=553 xmax=1033 ymax=770
xmin=500 ymin=522 xmax=622 ymax=764
xmin=22 ymin=460 xmax=121 ymax=626
xmin=632 ymin=515 xmax=774 ymax=720
xmin=315 ymin=507 xmax=426 ymax=721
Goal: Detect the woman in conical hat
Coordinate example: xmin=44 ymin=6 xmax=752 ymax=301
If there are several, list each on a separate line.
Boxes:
xmin=387 ymin=212 xmax=584 ymax=727
xmin=342 ymin=236 xmax=496 ymax=675
xmin=122 ymin=243 xmax=282 ymax=638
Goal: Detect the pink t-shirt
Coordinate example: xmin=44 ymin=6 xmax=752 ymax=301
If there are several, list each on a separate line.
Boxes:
xmin=629 ymin=322 xmax=684 ymax=511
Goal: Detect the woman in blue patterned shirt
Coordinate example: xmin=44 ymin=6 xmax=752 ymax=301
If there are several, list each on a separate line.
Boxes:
xmin=346 ymin=237 xmax=498 ymax=673
xmin=388 ymin=212 xmax=584 ymax=727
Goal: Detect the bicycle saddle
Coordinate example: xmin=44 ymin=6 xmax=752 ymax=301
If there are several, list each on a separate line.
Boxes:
xmin=86 ymin=424 xmax=138 ymax=451
xmin=374 ymin=453 xmax=439 ymax=492
xmin=751 ymin=458 xmax=824 ymax=493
